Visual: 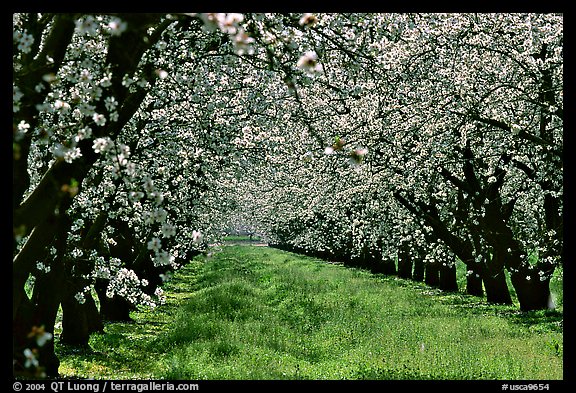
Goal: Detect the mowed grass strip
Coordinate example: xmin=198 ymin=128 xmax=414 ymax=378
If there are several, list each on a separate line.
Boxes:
xmin=58 ymin=245 xmax=563 ymax=380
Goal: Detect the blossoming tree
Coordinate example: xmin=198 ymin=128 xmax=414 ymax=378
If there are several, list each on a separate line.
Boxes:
xmin=13 ymin=12 xmax=562 ymax=377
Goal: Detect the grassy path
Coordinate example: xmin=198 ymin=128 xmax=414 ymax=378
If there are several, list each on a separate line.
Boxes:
xmin=58 ymin=245 xmax=563 ymax=380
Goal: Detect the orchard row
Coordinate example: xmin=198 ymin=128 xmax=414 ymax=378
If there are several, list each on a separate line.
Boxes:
xmin=13 ymin=13 xmax=562 ymax=377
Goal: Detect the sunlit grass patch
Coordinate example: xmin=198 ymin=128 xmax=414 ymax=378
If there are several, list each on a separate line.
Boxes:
xmin=59 ymin=245 xmax=563 ymax=380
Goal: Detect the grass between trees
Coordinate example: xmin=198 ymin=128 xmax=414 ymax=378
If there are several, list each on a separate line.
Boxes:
xmin=57 ymin=245 xmax=563 ymax=380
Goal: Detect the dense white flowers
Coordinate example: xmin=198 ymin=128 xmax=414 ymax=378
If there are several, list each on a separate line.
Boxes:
xmin=92 ymin=137 xmax=113 ymax=153
xmin=105 ymin=268 xmax=161 ymax=308
xmin=12 ymin=12 xmax=562 ymax=344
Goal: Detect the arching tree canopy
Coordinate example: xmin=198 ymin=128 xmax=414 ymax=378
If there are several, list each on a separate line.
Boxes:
xmin=13 ymin=12 xmax=562 ymax=377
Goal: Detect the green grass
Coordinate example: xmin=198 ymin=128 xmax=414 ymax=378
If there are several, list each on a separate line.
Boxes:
xmin=221 ymin=234 xmax=263 ymax=242
xmin=58 ymin=245 xmax=563 ymax=380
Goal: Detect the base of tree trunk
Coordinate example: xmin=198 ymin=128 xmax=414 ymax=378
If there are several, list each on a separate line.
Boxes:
xmin=412 ymin=257 xmax=425 ymax=282
xmin=397 ymin=248 xmax=412 ymax=279
xmin=439 ymin=263 xmax=458 ymax=292
xmin=466 ymin=274 xmax=484 ymax=297
xmin=60 ymin=292 xmax=104 ymax=345
xmin=511 ymin=274 xmax=553 ymax=311
xmin=483 ymin=272 xmax=513 ymax=305
xmin=424 ymin=262 xmax=440 ymax=287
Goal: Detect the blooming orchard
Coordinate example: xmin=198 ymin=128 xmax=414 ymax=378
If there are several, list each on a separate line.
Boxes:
xmin=13 ymin=13 xmax=562 ymax=377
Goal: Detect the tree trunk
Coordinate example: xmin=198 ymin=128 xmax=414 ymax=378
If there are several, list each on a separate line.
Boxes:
xmin=60 ymin=291 xmax=103 ymax=345
xmin=482 ymin=273 xmax=513 ymax=304
xmin=95 ymin=279 xmax=134 ymax=322
xmin=412 ymin=253 xmax=425 ymax=282
xmin=29 ymin=274 xmax=64 ymax=377
xmin=397 ymin=245 xmax=412 ymax=279
xmin=370 ymin=257 xmax=397 ymax=275
xmin=510 ymin=274 xmax=554 ymax=311
xmin=439 ymin=261 xmax=458 ymax=292
xmin=369 ymin=250 xmax=386 ymax=274
xmin=482 ymin=251 xmax=513 ymax=305
xmin=379 ymin=257 xmax=397 ymax=275
xmin=13 ymin=294 xmax=61 ymax=378
xmin=424 ymin=261 xmax=440 ymax=287
xmin=18 ymin=286 xmax=62 ymax=377
xmin=466 ymin=272 xmax=484 ymax=297
xmin=14 ymin=212 xmax=71 ymax=378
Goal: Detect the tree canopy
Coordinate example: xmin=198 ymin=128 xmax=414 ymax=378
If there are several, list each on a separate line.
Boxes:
xmin=13 ymin=13 xmax=562 ymax=377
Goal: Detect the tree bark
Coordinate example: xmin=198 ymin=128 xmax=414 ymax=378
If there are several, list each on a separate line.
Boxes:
xmin=424 ymin=261 xmax=440 ymax=287
xmin=481 ymin=251 xmax=513 ymax=305
xmin=14 ymin=212 xmax=71 ymax=377
xmin=439 ymin=260 xmax=458 ymax=292
xmin=510 ymin=274 xmax=553 ymax=311
xmin=60 ymin=291 xmax=103 ymax=345
xmin=466 ymin=272 xmax=484 ymax=297
xmin=397 ymin=244 xmax=412 ymax=279
xmin=95 ymin=279 xmax=135 ymax=322
xmin=383 ymin=257 xmax=397 ymax=275
xmin=412 ymin=251 xmax=425 ymax=282
xmin=60 ymin=255 xmax=104 ymax=345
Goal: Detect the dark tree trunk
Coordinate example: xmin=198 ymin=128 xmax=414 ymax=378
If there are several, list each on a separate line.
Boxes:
xmin=15 ymin=212 xmax=71 ymax=377
xmin=60 ymin=291 xmax=103 ymax=345
xmin=98 ymin=295 xmax=134 ymax=322
xmin=482 ymin=251 xmax=513 ymax=305
xmin=381 ymin=257 xmax=397 ymax=275
xmin=351 ymin=247 xmax=370 ymax=270
xmin=370 ymin=258 xmax=396 ymax=275
xmin=13 ymin=295 xmax=61 ymax=378
xmin=60 ymin=253 xmax=104 ymax=345
xmin=412 ymin=253 xmax=425 ymax=282
xmin=397 ymin=245 xmax=412 ymax=279
xmin=369 ymin=249 xmax=386 ymax=274
xmin=466 ymin=273 xmax=484 ymax=297
xmin=367 ymin=238 xmax=395 ymax=274
xmin=24 ymin=281 xmax=62 ymax=378
xmin=483 ymin=273 xmax=513 ymax=305
xmin=95 ymin=279 xmax=134 ymax=322
xmin=478 ymin=156 xmax=551 ymax=310
xmin=510 ymin=274 xmax=553 ymax=311
xmin=439 ymin=261 xmax=458 ymax=292
xmin=424 ymin=261 xmax=440 ymax=287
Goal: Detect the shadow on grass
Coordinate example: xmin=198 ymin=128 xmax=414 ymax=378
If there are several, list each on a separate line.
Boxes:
xmin=504 ymin=309 xmax=563 ymax=334
xmin=56 ymin=319 xmax=170 ymax=378
xmin=386 ymin=276 xmax=564 ymax=335
xmin=440 ymin=295 xmax=563 ymax=334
